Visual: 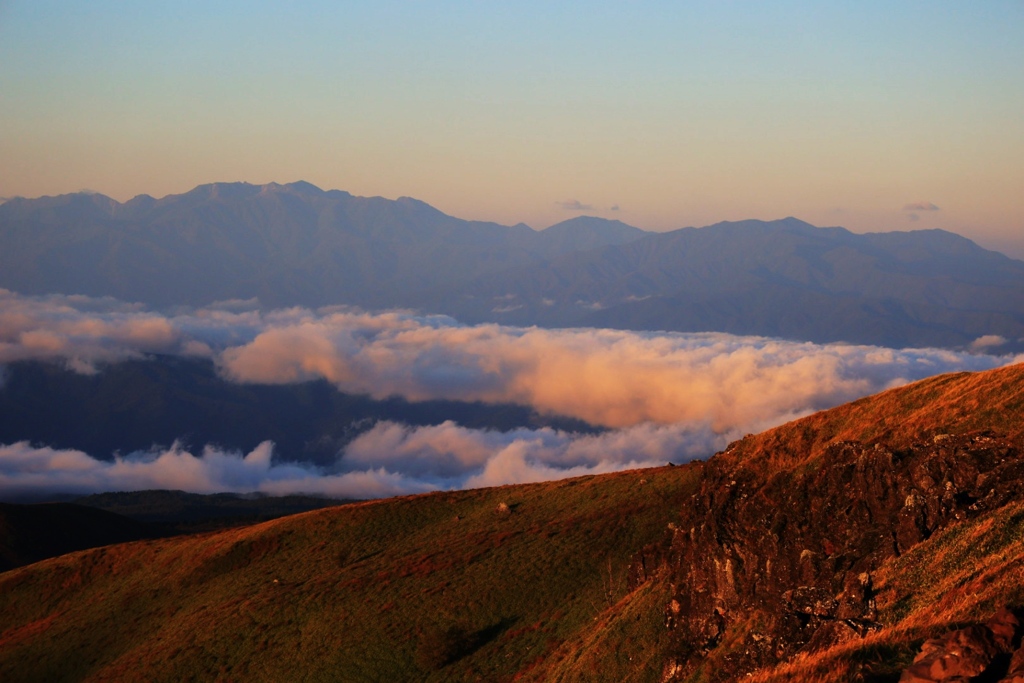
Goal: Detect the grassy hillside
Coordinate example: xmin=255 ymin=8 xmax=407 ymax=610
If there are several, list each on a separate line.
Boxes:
xmin=723 ymin=361 xmax=1024 ymax=474
xmin=0 ymin=465 xmax=697 ymax=682
xmin=4 ymin=363 xmax=1024 ymax=682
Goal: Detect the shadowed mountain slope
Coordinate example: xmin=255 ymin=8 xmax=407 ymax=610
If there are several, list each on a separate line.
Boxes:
xmin=3 ymin=363 xmax=1024 ymax=681
xmin=0 ymin=494 xmax=352 ymax=571
xmin=74 ymin=491 xmax=351 ymax=528
xmin=532 ymin=215 xmax=649 ymax=253
xmin=2 ymin=185 xmax=1023 ymax=348
xmin=0 ymin=503 xmax=158 ymax=572
xmin=441 ymin=218 xmax=1024 ymax=348
xmin=0 ymin=182 xmax=649 ymax=309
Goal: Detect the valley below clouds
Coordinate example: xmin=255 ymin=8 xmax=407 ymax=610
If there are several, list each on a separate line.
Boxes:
xmin=0 ymin=289 xmax=1017 ymax=499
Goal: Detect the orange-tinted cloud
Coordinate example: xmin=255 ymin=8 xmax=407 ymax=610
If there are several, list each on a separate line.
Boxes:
xmin=0 ymin=289 xmax=199 ymax=372
xmin=1 ymin=291 xmax=1020 ymax=498
xmin=1 ymin=290 xmax=1016 ymax=432
xmin=217 ymin=311 xmax=1012 ymax=431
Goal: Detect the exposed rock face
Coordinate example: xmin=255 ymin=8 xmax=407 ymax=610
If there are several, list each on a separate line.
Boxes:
xmin=1009 ymin=647 xmax=1024 ymax=682
xmin=900 ymin=607 xmax=1022 ymax=682
xmin=639 ymin=432 xmax=1024 ymax=681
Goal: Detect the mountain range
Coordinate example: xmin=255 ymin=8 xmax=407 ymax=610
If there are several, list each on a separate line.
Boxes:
xmin=2 ymin=362 xmax=1024 ymax=682
xmin=0 ymin=182 xmax=646 ymax=310
xmin=5 ymin=181 xmax=1024 ymax=681
xmin=3 ymin=181 xmax=1024 ymax=348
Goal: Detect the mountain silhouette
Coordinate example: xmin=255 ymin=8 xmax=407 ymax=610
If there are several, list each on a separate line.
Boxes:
xmin=3 ymin=183 xmax=1023 ymax=348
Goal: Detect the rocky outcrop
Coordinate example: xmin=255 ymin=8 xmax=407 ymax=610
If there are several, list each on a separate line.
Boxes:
xmin=900 ymin=607 xmax=1023 ymax=682
xmin=641 ymin=432 xmax=1024 ymax=681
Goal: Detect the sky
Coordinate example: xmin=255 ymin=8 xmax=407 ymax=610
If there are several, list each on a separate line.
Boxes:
xmin=1 ymin=2 xmax=1023 ymax=255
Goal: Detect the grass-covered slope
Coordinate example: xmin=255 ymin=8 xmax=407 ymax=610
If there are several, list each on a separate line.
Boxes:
xmin=4 ymin=363 xmax=1024 ymax=682
xmin=0 ymin=465 xmax=696 ymax=683
xmin=722 ymin=361 xmax=1024 ymax=475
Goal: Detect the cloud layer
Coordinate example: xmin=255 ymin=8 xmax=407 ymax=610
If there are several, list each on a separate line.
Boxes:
xmin=216 ymin=312 xmax=1008 ymax=431
xmin=1 ymin=289 xmax=1019 ymax=499
xmin=0 ymin=421 xmax=711 ymax=500
xmin=0 ymin=440 xmax=428 ymax=501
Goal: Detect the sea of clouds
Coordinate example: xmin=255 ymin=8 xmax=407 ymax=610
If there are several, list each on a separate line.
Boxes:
xmin=1 ymin=289 xmax=1018 ymax=499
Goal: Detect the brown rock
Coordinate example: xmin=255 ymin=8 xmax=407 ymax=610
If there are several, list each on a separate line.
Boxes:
xmin=899 ymin=607 xmax=1023 ymax=682
xmin=986 ymin=606 xmax=1020 ymax=651
xmin=896 ymin=491 xmax=930 ymax=552
xmin=1006 ymin=645 xmax=1024 ymax=682
xmin=836 ymin=571 xmax=876 ymax=621
xmin=643 ymin=431 xmax=1024 ymax=681
xmin=802 ymin=619 xmax=862 ymax=652
xmin=900 ymin=625 xmax=999 ymax=682
xmin=784 ymin=586 xmax=837 ymax=618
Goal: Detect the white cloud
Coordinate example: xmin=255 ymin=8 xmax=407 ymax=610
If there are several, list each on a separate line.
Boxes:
xmin=0 ymin=441 xmax=430 ymax=500
xmin=970 ymin=335 xmax=1008 ymax=351
xmin=0 ymin=290 xmax=1019 ymax=499
xmin=217 ymin=314 xmax=1008 ymax=430
xmin=0 ymin=290 xmax=184 ymax=371
xmin=1 ymin=290 xmax=1015 ymax=432
xmin=341 ymin=419 xmax=715 ymax=489
xmin=0 ymin=419 xmax=718 ymax=499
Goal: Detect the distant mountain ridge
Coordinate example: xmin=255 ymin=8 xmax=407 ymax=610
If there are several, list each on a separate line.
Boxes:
xmin=3 ymin=182 xmax=1023 ymax=348
xmin=0 ymin=182 xmax=652 ymax=310
xmin=441 ymin=216 xmax=1024 ymax=347
xmin=0 ymin=502 xmax=158 ymax=572
xmin=0 ymin=493 xmax=352 ymax=572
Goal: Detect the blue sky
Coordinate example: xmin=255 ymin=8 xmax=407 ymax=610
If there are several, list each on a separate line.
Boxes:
xmin=1 ymin=1 xmax=1022 ymax=254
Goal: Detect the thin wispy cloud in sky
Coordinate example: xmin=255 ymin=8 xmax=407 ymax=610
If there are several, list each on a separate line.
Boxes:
xmin=903 ymin=202 xmax=941 ymax=212
xmin=0 ymin=290 xmax=1018 ymax=498
xmin=903 ymin=202 xmax=941 ymax=222
xmin=556 ymin=200 xmax=593 ymax=211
